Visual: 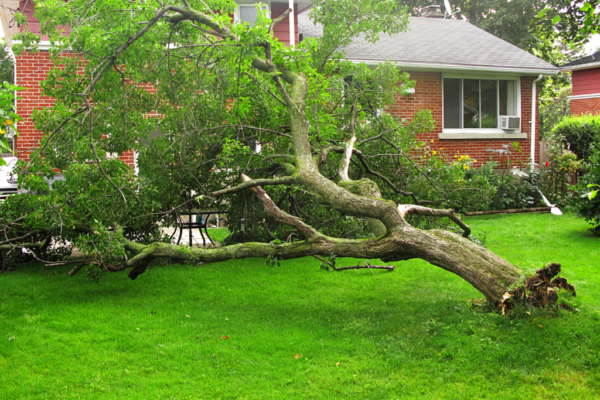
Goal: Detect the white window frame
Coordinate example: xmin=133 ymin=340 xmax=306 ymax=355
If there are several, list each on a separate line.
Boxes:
xmin=234 ymin=2 xmax=271 ymax=25
xmin=440 ymin=73 xmax=526 ymax=139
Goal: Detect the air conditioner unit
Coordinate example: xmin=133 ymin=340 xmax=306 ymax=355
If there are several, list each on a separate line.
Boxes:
xmin=500 ymin=116 xmax=520 ymax=131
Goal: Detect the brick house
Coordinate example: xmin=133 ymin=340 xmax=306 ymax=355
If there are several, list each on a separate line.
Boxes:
xmin=560 ymin=51 xmax=600 ymax=116
xmin=299 ymin=13 xmax=559 ymax=167
xmin=1 ymin=1 xmax=559 ymax=170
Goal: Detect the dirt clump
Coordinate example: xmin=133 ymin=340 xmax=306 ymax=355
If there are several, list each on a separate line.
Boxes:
xmin=499 ymin=263 xmax=576 ymax=315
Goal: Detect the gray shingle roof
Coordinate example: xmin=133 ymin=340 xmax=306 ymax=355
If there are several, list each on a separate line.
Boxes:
xmin=560 ymin=51 xmax=600 ymax=71
xmin=298 ymin=14 xmax=558 ymax=74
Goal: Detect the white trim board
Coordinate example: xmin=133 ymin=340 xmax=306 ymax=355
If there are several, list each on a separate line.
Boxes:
xmin=438 ymin=132 xmax=527 ymax=140
xmin=350 ymin=59 xmax=559 ymax=76
xmin=11 ymin=40 xmax=53 ymax=50
xmin=568 ymin=93 xmax=600 ymax=100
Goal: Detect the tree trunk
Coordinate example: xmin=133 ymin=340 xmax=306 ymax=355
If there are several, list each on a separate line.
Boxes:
xmin=120 ymin=223 xmax=521 ymax=304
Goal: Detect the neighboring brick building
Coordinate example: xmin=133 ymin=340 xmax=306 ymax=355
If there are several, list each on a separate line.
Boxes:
xmin=300 ymin=13 xmax=559 ymax=167
xmin=2 ymin=1 xmax=559 ymax=169
xmin=561 ymin=52 xmax=600 ymax=117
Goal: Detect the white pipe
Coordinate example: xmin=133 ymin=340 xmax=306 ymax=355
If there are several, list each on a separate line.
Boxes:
xmin=289 ymin=0 xmax=295 ymax=47
xmin=531 ymin=74 xmax=543 ymax=172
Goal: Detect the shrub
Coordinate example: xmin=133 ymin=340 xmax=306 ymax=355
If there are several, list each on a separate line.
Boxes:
xmin=541 ymin=123 xmax=587 ymax=205
xmin=483 ymin=143 xmax=546 ymax=210
xmin=551 ymin=114 xmax=600 ymax=161
xmin=570 ymin=145 xmax=600 ymax=235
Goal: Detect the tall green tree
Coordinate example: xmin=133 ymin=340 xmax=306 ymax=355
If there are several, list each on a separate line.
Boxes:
xmin=0 ymin=0 xmax=571 ymax=308
xmin=402 ymin=0 xmax=591 ymax=62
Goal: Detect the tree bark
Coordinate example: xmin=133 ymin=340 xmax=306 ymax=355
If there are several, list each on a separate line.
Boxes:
xmin=117 ymin=224 xmax=520 ymax=304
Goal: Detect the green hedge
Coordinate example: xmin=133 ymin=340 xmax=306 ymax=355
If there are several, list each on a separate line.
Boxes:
xmin=571 ymin=145 xmax=600 ymax=235
xmin=551 ymin=114 xmax=600 ymax=160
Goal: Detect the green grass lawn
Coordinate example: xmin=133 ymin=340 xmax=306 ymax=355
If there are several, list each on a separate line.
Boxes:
xmin=1 ymin=213 xmax=599 ymax=399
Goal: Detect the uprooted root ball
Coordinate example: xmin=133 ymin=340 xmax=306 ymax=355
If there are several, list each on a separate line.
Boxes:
xmin=500 ymin=263 xmax=576 ymax=314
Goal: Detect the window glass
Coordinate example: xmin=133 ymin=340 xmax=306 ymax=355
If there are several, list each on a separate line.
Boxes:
xmin=463 ymin=79 xmax=479 ymax=129
xmin=443 ymin=78 xmax=462 ymax=129
xmin=480 ymin=80 xmax=498 ymax=128
xmin=443 ymin=78 xmax=518 ymax=130
xmin=499 ymin=80 xmax=517 ymax=115
xmin=240 ymin=6 xmax=258 ymax=27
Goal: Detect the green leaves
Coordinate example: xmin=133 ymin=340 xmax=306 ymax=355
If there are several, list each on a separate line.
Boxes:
xmin=586 ymin=184 xmax=599 ymax=200
xmin=0 ymin=82 xmax=23 ymax=165
xmin=536 ymin=7 xmax=550 ymax=18
xmin=265 ymin=254 xmax=281 ymax=269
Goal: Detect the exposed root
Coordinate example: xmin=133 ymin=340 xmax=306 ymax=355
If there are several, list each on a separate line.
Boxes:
xmin=499 ymin=263 xmax=576 ymax=315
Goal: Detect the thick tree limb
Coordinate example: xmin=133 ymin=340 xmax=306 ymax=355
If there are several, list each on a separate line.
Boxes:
xmin=102 ymin=224 xmax=520 ymax=304
xmin=397 ymin=204 xmax=471 ymax=238
xmin=338 ymin=135 xmax=357 ymax=181
xmin=240 ymin=174 xmax=320 ymax=239
xmin=212 ymin=176 xmax=295 ymax=197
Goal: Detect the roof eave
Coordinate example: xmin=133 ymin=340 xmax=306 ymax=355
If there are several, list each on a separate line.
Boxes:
xmin=560 ymin=60 xmax=600 ymax=72
xmin=350 ymin=59 xmax=559 ymax=76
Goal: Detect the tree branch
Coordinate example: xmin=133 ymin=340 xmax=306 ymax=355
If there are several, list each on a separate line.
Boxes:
xmin=397 ymin=205 xmax=471 ymax=238
xmin=212 ymin=176 xmax=295 ymax=197
xmin=241 ymin=174 xmax=320 ymax=239
xmin=245 ymin=72 xmax=286 ymax=106
xmin=269 ymin=8 xmax=291 ymax=35
xmin=338 ymin=106 xmax=358 ymax=181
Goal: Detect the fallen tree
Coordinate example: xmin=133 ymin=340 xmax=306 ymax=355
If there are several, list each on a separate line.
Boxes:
xmin=0 ymin=0 xmax=573 ymax=307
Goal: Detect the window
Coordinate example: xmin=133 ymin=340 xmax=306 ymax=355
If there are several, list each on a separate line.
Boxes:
xmin=443 ymin=78 xmax=518 ymax=130
xmin=238 ymin=4 xmax=269 ymax=27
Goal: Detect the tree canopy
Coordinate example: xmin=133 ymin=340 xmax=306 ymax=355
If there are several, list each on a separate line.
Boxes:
xmin=0 ymin=0 xmax=574 ymax=309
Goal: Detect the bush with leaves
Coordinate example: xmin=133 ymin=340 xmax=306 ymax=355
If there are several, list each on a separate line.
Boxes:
xmin=479 ymin=143 xmax=547 ymax=210
xmin=570 ymin=146 xmax=600 ymax=235
xmin=541 ymin=125 xmax=586 ymax=205
xmin=551 ymin=114 xmax=600 ymax=161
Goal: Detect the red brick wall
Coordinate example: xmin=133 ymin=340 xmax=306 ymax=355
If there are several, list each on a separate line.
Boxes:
xmin=15 ymin=50 xmax=136 ymax=166
xmin=15 ymin=50 xmax=54 ymax=161
xmin=570 ymin=97 xmax=600 ymax=116
xmin=16 ymin=54 xmax=541 ymax=169
xmin=387 ymin=71 xmax=538 ymax=167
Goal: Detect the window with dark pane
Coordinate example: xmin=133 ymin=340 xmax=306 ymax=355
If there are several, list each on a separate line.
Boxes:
xmin=463 ymin=79 xmax=480 ymax=129
xmin=480 ymin=80 xmax=498 ymax=128
xmin=443 ymin=78 xmax=462 ymax=129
